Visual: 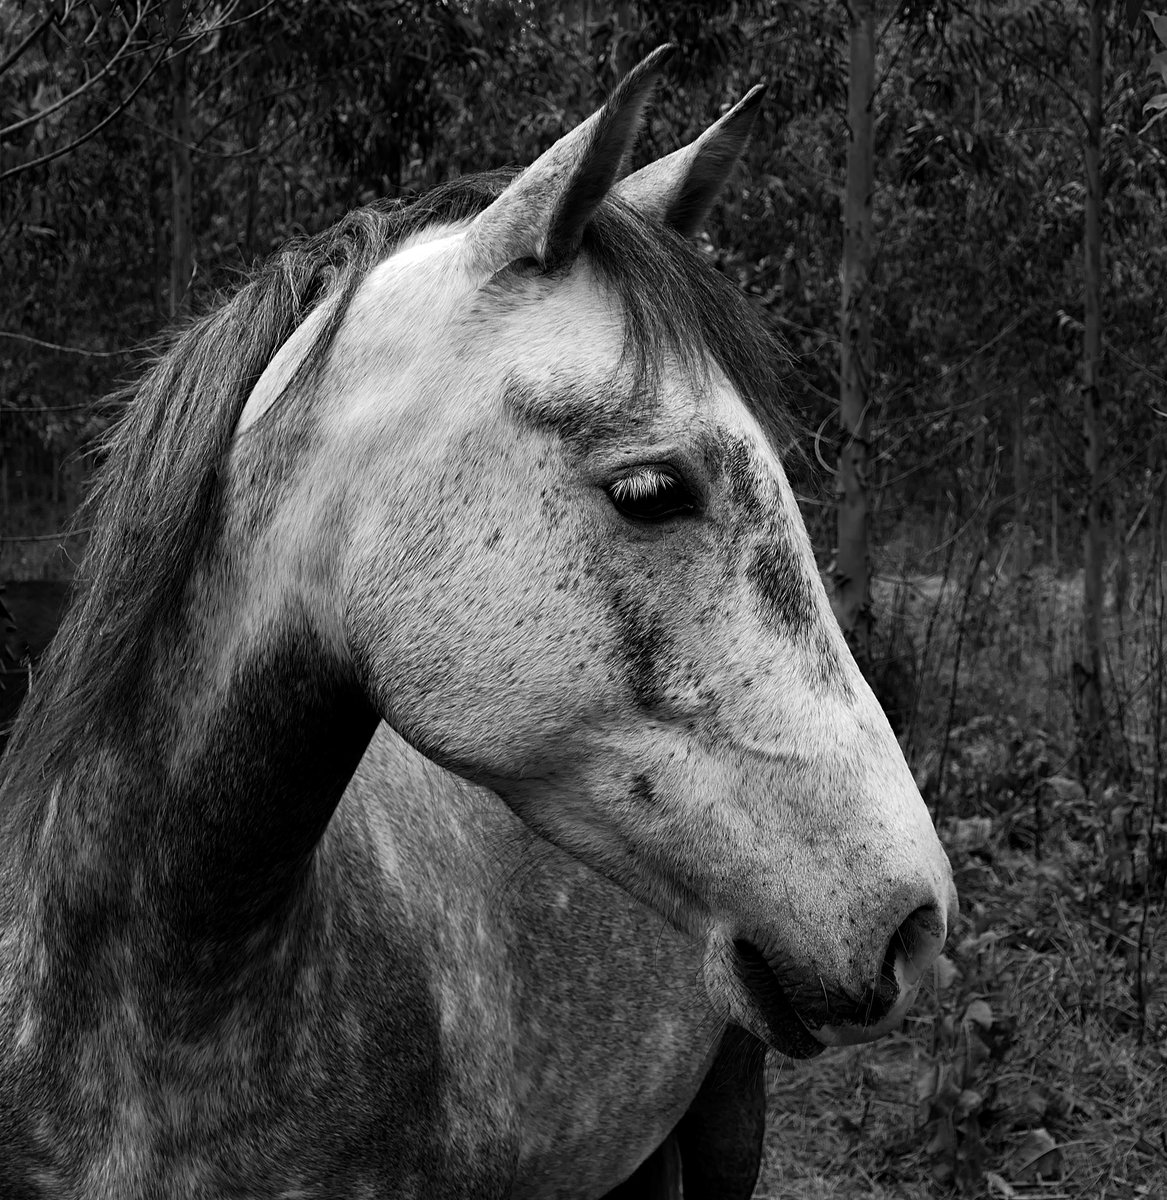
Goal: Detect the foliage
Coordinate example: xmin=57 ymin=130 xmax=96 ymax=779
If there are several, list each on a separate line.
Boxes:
xmin=1142 ymin=10 xmax=1167 ymax=129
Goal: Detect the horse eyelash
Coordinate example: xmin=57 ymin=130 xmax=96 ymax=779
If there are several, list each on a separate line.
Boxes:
xmin=610 ymin=467 xmax=674 ymax=503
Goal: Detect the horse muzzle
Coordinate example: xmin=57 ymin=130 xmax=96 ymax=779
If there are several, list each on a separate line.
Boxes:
xmin=723 ymin=879 xmax=957 ymax=1058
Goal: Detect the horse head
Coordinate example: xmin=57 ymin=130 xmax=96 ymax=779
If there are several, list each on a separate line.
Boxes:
xmin=236 ymin=48 xmax=956 ymax=1059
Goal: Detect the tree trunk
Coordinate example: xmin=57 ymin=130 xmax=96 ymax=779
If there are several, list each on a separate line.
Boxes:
xmin=1050 ymin=445 xmax=1059 ymax=573
xmin=834 ymin=0 xmax=876 ymax=663
xmin=1014 ymin=387 xmax=1029 ymax=576
xmin=1113 ymin=490 xmax=1129 ymax=615
xmin=166 ymin=0 xmax=194 ymax=319
xmin=1079 ymin=0 xmax=1106 ymax=769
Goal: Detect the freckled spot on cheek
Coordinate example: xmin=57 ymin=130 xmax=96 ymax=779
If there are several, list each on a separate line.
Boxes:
xmin=747 ymin=537 xmax=815 ymax=635
xmin=631 ymin=773 xmax=660 ymax=809
xmin=723 ymin=439 xmax=767 ymax=524
xmin=811 ymin=627 xmax=851 ymax=693
xmin=608 ymin=587 xmax=667 ymax=710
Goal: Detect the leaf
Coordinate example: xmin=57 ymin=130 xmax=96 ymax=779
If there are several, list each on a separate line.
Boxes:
xmin=963 ymin=999 xmax=994 ymax=1031
xmin=986 ymin=1172 xmax=1018 ymax=1198
xmin=917 ymin=1059 xmax=963 ymax=1124
xmin=1140 ymin=109 xmax=1167 ymax=135
xmin=1009 ymin=1128 xmax=1063 ymax=1183
xmin=954 ymin=1087 xmax=985 ymax=1120
xmin=1043 ymin=774 xmax=1085 ymax=803
xmin=955 ymin=1115 xmax=989 ymax=1192
xmin=1020 ymin=1087 xmax=1049 ymax=1123
xmin=915 ymin=1060 xmax=942 ymax=1103
xmin=1149 ymin=50 xmax=1167 ymax=83
xmin=1143 ymin=94 xmax=1167 ymax=114
xmin=1149 ymin=11 xmax=1167 ymax=47
xmin=948 ymin=815 xmax=993 ymax=852
xmin=934 ymin=954 xmax=960 ymax=991
xmin=926 ymin=1119 xmax=956 ymax=1159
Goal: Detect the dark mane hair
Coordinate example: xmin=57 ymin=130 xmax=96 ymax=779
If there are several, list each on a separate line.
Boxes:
xmin=1 ymin=169 xmax=795 ymax=790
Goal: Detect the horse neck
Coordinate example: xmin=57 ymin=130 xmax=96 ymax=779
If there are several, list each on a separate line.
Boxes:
xmin=10 ymin=496 xmax=379 ymax=964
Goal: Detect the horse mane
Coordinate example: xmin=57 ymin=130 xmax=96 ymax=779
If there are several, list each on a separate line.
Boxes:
xmin=1 ymin=169 xmax=796 ymax=791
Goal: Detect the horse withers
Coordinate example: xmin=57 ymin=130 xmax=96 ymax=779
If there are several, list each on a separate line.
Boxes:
xmin=0 ymin=48 xmax=955 ymax=1198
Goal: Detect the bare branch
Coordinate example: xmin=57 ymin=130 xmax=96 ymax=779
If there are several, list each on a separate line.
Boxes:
xmin=0 ymin=45 xmax=166 ymax=182
xmin=3 ymin=402 xmax=103 ymax=412
xmin=0 ymin=331 xmax=131 ymax=358
xmin=0 ymin=9 xmax=58 ymax=80
xmin=0 ymin=530 xmax=92 ymax=543
xmin=0 ymin=5 xmax=150 ymax=143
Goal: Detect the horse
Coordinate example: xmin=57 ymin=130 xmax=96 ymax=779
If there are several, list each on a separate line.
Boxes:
xmin=0 ymin=47 xmax=957 ymax=1198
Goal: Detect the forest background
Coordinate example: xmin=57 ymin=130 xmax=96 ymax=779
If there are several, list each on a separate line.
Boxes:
xmin=1 ymin=1 xmax=1166 ymax=1196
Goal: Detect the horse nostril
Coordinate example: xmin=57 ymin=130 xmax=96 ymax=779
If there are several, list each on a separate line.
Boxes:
xmin=884 ymin=903 xmax=947 ymax=995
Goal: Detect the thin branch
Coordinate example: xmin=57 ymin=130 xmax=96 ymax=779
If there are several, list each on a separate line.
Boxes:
xmin=0 ymin=529 xmax=91 ymax=543
xmin=0 ymin=331 xmax=131 ymax=358
xmin=874 ymin=2 xmax=913 ymax=102
xmin=190 ymin=43 xmax=261 ymax=108
xmin=0 ymin=4 xmax=148 ymax=143
xmin=190 ymin=0 xmax=279 ymax=39
xmin=0 ymin=9 xmax=58 ymax=80
xmin=880 ymin=306 xmax=1038 ymax=411
xmin=1105 ymin=338 xmax=1167 ymax=391
xmin=0 ymin=46 xmax=166 ymax=183
xmin=2 ymin=402 xmax=102 ymax=413
xmin=123 ymin=111 xmax=266 ymax=159
xmin=923 ymin=451 xmax=1002 ymax=559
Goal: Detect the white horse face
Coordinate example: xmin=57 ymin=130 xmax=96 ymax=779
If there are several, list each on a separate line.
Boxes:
xmin=257 ymin=53 xmax=956 ymax=1056
xmin=307 ymin=231 xmax=953 ymax=1056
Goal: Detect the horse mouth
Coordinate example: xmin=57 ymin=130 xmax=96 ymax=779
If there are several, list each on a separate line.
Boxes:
xmin=732 ymin=939 xmax=825 ymax=1060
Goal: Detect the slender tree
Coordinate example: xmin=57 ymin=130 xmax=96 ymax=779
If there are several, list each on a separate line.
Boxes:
xmin=834 ymin=0 xmax=876 ymax=663
xmin=1078 ymin=0 xmax=1105 ymax=765
xmin=164 ymin=0 xmax=194 ymax=318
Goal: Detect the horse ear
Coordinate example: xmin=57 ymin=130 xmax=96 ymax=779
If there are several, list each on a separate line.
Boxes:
xmin=614 ymin=85 xmax=766 ymax=237
xmin=466 ymin=45 xmax=674 ymax=273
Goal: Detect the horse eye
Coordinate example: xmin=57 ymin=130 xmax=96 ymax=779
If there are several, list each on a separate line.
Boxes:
xmin=607 ymin=466 xmax=698 ymax=522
